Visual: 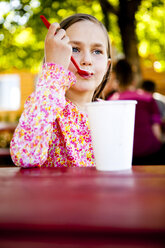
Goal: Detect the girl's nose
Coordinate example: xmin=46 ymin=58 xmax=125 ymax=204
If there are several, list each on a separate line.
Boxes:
xmin=80 ymin=51 xmax=92 ymax=66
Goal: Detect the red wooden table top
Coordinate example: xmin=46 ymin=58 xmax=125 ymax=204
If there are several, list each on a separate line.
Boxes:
xmin=0 ymin=166 xmax=165 ymax=247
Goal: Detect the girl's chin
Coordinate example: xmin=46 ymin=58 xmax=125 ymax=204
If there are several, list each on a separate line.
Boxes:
xmin=71 ymin=82 xmax=97 ymax=93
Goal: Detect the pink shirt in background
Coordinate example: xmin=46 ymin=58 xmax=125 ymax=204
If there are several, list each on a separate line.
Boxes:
xmin=108 ymin=90 xmax=162 ymax=157
xmin=10 ymin=63 xmax=95 ymax=168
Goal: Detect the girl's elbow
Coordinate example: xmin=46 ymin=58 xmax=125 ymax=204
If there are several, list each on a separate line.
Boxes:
xmin=10 ymin=147 xmax=46 ymax=168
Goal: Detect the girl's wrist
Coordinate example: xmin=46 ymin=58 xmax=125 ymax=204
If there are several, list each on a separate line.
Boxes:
xmin=42 ymin=62 xmax=76 ymax=87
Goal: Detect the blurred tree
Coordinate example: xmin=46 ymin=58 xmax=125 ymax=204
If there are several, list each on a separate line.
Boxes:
xmin=0 ymin=0 xmax=164 ymax=82
xmin=0 ymin=0 xmax=104 ymax=72
xmin=99 ymin=0 xmax=165 ymax=82
xmin=99 ymin=0 xmax=142 ymax=81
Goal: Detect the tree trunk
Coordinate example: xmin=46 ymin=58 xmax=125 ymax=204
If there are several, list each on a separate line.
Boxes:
xmin=99 ymin=0 xmax=142 ymax=84
xmin=118 ymin=0 xmax=142 ymax=84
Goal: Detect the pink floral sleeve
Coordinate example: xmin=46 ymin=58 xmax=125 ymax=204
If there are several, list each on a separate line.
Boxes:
xmin=10 ymin=63 xmax=76 ymax=167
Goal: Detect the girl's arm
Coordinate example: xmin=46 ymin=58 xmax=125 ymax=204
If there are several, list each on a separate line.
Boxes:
xmin=10 ymin=63 xmax=76 ymax=167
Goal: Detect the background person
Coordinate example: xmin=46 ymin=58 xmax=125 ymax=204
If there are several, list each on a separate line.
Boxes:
xmin=141 ymin=79 xmax=165 ymax=143
xmin=108 ymin=59 xmax=165 ymax=165
xmin=141 ymin=79 xmax=165 ymax=122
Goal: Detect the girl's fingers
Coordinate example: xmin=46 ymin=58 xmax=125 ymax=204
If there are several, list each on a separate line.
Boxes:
xmin=61 ymin=35 xmax=69 ymax=43
xmin=47 ymin=23 xmax=68 ymax=42
xmin=55 ymin=29 xmax=67 ymax=40
xmin=45 ymin=22 xmax=71 ymax=69
xmin=47 ymin=23 xmax=60 ymax=38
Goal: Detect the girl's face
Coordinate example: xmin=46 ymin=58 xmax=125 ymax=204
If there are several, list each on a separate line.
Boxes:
xmin=66 ymin=20 xmax=110 ymax=96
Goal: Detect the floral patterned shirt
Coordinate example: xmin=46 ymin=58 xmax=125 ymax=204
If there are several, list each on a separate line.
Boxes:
xmin=10 ymin=63 xmax=95 ymax=168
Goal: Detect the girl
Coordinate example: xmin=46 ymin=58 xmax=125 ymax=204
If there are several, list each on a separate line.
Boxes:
xmin=10 ymin=13 xmax=111 ymax=168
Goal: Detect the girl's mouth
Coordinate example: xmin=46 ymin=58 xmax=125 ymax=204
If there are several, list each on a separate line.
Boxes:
xmin=78 ymin=71 xmax=94 ymax=79
xmin=77 ymin=69 xmax=94 ymax=79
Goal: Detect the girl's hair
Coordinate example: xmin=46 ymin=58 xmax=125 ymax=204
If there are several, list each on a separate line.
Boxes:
xmin=114 ymin=59 xmax=133 ymax=87
xmin=59 ymin=13 xmax=112 ymax=101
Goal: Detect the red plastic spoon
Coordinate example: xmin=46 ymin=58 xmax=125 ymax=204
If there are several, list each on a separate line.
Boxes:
xmin=40 ymin=15 xmax=92 ymax=77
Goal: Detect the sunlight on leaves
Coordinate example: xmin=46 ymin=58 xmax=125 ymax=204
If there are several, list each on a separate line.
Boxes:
xmin=14 ymin=28 xmax=36 ymax=46
xmin=138 ymin=41 xmax=149 ymax=57
xmin=0 ymin=0 xmax=164 ymax=72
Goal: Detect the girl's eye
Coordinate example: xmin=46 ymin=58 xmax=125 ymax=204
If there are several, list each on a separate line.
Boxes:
xmin=93 ymin=49 xmax=102 ymax=55
xmin=72 ymin=47 xmax=79 ymax=53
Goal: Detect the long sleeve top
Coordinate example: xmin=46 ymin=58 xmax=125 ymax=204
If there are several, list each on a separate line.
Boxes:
xmin=10 ymin=63 xmax=95 ymax=168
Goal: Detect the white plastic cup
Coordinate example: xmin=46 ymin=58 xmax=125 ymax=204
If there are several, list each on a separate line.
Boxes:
xmin=85 ymin=100 xmax=137 ymax=171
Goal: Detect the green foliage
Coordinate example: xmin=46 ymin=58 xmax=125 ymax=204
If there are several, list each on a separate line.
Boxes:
xmin=0 ymin=0 xmax=164 ymax=72
xmin=0 ymin=0 xmax=105 ymax=72
xmin=136 ymin=0 xmax=165 ymax=71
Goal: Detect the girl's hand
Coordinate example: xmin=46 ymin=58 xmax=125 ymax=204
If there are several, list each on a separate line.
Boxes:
xmin=45 ymin=23 xmax=72 ymax=70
